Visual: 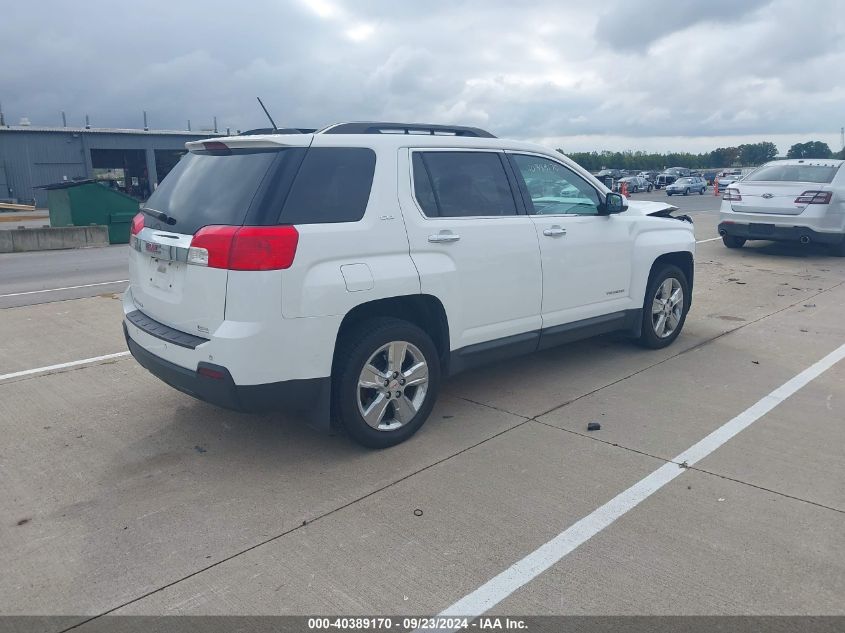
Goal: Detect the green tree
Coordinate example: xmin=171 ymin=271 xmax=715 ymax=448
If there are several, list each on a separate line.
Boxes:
xmin=738 ymin=142 xmax=778 ymax=166
xmin=709 ymin=146 xmax=740 ymax=168
xmin=786 ymin=141 xmax=833 ymax=159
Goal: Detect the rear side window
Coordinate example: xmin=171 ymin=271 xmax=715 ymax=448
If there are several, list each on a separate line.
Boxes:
xmin=744 ymin=164 xmax=839 ymax=184
xmin=413 ymin=151 xmax=517 ymax=217
xmin=280 ymin=147 xmax=376 ymax=224
xmin=143 ymin=150 xmax=279 ymax=235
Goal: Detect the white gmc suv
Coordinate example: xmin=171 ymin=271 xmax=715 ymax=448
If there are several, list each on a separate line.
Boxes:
xmin=124 ymin=122 xmax=695 ymax=448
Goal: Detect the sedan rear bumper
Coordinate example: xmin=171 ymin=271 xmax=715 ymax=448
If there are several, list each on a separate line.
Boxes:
xmin=718 ymin=222 xmax=844 ymax=245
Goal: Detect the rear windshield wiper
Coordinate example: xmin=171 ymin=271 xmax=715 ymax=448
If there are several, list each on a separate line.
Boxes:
xmin=141 ymin=207 xmax=177 ymax=225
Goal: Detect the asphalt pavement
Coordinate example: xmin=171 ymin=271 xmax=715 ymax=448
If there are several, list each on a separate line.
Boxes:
xmin=0 ymin=245 xmax=129 ymax=309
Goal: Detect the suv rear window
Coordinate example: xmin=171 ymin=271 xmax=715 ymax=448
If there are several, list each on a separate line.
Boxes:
xmin=744 ymin=164 xmax=839 ymax=183
xmin=280 ymin=147 xmax=376 ymax=224
xmin=143 ymin=150 xmax=280 ymax=235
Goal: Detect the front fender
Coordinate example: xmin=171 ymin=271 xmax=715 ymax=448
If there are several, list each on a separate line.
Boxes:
xmin=630 ymin=223 xmax=695 ymax=305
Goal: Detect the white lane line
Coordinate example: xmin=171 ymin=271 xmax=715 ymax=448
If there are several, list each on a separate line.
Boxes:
xmin=0 ymin=280 xmax=129 ymax=298
xmin=0 ymin=352 xmax=130 ymax=382
xmin=432 ymin=341 xmax=845 ymax=626
xmin=696 ymin=236 xmax=722 ymax=244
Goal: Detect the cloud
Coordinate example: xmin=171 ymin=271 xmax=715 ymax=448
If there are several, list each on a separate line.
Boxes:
xmin=594 ymin=0 xmax=774 ymax=53
xmin=0 ymin=0 xmax=843 ymax=152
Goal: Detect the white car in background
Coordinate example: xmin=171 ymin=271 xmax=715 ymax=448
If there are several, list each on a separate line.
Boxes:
xmin=718 ymin=159 xmax=845 ymax=255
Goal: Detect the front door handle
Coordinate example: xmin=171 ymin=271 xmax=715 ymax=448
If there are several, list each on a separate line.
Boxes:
xmin=543 ymin=226 xmax=567 ymax=237
xmin=428 ymin=232 xmax=461 ymax=243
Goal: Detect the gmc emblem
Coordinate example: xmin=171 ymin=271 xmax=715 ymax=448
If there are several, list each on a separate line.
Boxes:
xmin=145 ymin=242 xmax=161 ymax=254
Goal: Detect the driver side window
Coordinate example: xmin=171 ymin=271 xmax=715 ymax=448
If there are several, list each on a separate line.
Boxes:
xmin=510 ymin=154 xmax=600 ymax=216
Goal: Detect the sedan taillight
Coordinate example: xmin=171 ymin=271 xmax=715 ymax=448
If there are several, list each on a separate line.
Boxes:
xmin=794 ymin=191 xmax=832 ymax=204
xmin=722 ymin=188 xmax=742 ymax=201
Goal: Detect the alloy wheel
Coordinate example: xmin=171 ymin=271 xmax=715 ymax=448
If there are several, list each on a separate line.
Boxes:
xmin=357 ymin=341 xmax=429 ymax=431
xmin=651 ymin=277 xmax=684 ymax=338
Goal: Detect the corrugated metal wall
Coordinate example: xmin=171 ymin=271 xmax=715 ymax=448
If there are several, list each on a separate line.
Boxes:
xmin=0 ymin=130 xmax=213 ymax=206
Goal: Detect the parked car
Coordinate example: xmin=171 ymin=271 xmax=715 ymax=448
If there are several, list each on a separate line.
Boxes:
xmin=719 ymin=159 xmax=844 ymax=255
xmin=596 ymin=168 xmax=626 ymax=180
xmin=639 ymin=171 xmax=659 ymax=182
xmin=615 ymin=175 xmax=653 ymax=193
xmin=716 ymin=174 xmax=742 ymax=189
xmin=664 ymin=167 xmax=691 ymax=177
xmin=124 ymin=121 xmax=695 ymax=448
xmin=666 ymin=176 xmax=707 ymax=196
xmin=654 ymin=173 xmax=678 ymax=189
xmin=702 ymin=171 xmax=718 ymax=185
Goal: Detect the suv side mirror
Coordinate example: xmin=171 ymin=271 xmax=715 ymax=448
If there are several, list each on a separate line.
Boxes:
xmin=601 ymin=192 xmax=626 ymax=215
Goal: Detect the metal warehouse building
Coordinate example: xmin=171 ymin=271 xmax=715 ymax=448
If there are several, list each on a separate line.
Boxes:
xmin=0 ymin=126 xmax=220 ymax=207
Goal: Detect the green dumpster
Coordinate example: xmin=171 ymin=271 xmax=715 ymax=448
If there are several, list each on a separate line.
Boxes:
xmin=43 ymin=180 xmax=140 ymax=244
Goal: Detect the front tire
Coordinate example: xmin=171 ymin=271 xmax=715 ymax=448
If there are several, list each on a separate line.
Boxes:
xmin=638 ymin=264 xmax=689 ymax=349
xmin=333 ymin=317 xmax=441 ymax=448
xmin=699 ymin=187 xmax=705 ymax=195
xmin=683 ymin=188 xmax=690 ymax=196
xmin=722 ymin=235 xmax=746 ymax=248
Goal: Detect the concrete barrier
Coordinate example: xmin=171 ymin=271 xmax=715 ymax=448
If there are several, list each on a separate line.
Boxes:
xmin=0 ymin=225 xmax=109 ymax=253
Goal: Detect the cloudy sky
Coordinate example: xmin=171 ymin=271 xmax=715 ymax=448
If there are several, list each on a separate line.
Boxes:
xmin=2 ymin=0 xmax=844 ymax=154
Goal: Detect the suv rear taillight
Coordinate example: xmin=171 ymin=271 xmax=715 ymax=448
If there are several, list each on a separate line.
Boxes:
xmin=188 ymin=225 xmax=299 ymax=271
xmin=794 ymin=191 xmax=832 ymax=204
xmin=129 ymin=212 xmax=144 ymax=247
xmin=722 ymin=188 xmax=742 ymax=201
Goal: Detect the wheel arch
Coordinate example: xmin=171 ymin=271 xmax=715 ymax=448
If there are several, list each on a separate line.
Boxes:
xmin=649 ymin=251 xmax=694 ymax=306
xmin=333 ymin=294 xmax=451 ymax=375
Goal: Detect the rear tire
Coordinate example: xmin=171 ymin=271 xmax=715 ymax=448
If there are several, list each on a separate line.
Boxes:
xmin=683 ymin=188 xmax=690 ymax=196
xmin=699 ymin=187 xmax=705 ymax=195
xmin=333 ymin=317 xmax=441 ymax=448
xmin=638 ymin=264 xmax=689 ymax=349
xmin=828 ymin=238 xmax=845 ymax=257
xmin=722 ymin=235 xmax=746 ymax=248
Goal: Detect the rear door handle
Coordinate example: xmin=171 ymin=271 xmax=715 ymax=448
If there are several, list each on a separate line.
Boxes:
xmin=543 ymin=226 xmax=566 ymax=237
xmin=428 ymin=232 xmax=461 ymax=243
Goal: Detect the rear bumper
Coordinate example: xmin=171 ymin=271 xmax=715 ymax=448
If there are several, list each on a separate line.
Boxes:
xmin=718 ymin=222 xmax=844 ymax=245
xmin=124 ymin=322 xmax=332 ymax=427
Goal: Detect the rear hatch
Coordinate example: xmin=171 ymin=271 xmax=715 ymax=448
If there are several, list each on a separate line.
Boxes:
xmin=129 ymin=139 xmax=310 ymax=336
xmin=729 ymin=162 xmax=840 ymax=215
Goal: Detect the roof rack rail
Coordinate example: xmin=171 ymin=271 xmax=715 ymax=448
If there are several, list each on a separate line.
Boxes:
xmin=320 ymin=122 xmax=496 ymax=138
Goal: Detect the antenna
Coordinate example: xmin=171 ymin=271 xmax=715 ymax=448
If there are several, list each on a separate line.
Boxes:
xmin=841 ymin=126 xmax=844 ymax=151
xmin=0 ymin=101 xmax=5 ymax=127
xmin=143 ymin=110 xmax=149 ymax=131
xmin=61 ymin=111 xmax=67 ymax=127
xmin=256 ymin=96 xmax=278 ymax=131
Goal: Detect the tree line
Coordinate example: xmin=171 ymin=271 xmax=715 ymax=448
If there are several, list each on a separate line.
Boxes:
xmin=560 ymin=140 xmax=843 ymax=172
